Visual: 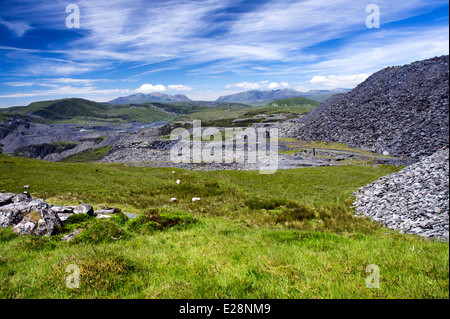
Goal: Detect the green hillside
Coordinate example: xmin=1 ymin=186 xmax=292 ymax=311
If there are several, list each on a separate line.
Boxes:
xmin=178 ymin=96 xmax=320 ymax=126
xmin=0 ymin=98 xmax=255 ymax=125
xmin=0 ymin=98 xmax=177 ymax=124
xmin=266 ymin=96 xmax=319 ymax=109
xmin=0 ymin=96 xmax=318 ymax=126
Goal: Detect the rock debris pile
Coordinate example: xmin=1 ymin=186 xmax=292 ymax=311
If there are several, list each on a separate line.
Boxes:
xmin=297 ymin=55 xmax=449 ymax=158
xmin=353 ymin=148 xmax=449 ymax=241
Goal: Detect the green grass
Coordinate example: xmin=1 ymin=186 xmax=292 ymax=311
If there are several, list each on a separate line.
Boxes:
xmin=265 ymin=96 xmax=319 ymax=109
xmin=0 ymin=155 xmax=447 ymax=298
xmin=177 ymin=100 xmax=319 ymax=124
xmin=59 ymin=146 xmax=111 ymax=163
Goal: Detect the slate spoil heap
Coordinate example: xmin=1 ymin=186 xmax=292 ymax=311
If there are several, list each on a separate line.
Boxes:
xmin=353 ymin=148 xmax=449 ymax=241
xmin=297 ymin=55 xmax=449 ymax=158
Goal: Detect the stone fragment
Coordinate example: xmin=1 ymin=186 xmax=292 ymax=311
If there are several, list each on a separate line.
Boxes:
xmin=73 ymin=204 xmax=94 ymax=216
xmin=61 ymin=229 xmax=81 ymax=242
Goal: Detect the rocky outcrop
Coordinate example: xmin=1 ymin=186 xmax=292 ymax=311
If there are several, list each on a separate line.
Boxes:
xmin=13 ymin=142 xmax=79 ymax=159
xmin=0 ymin=193 xmax=128 ymax=237
xmin=0 ymin=194 xmax=63 ymax=236
xmin=296 ymin=56 xmax=449 ymax=158
xmin=353 ymin=148 xmax=449 ymax=241
xmin=73 ymin=204 xmax=94 ymax=216
xmin=0 ymin=117 xmax=31 ymax=140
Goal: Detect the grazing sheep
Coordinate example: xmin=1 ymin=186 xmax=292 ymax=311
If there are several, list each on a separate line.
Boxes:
xmin=192 ymin=197 xmax=201 ymax=202
xmin=176 ymin=179 xmax=181 ymax=184
xmin=170 ymin=197 xmax=177 ymax=202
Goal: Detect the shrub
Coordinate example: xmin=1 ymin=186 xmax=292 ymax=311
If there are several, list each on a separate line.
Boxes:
xmin=109 ymin=212 xmax=129 ymax=225
xmin=72 ymin=220 xmax=129 ymax=244
xmin=127 ymin=209 xmax=197 ymax=235
xmin=65 ymin=213 xmax=93 ymax=225
xmin=245 ymin=198 xmax=299 ymax=210
xmin=14 ymin=236 xmax=56 ymax=251
xmin=275 ymin=206 xmax=316 ymax=223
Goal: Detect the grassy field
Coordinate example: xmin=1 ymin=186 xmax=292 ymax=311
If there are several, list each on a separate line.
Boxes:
xmin=0 ymin=155 xmax=448 ymax=298
xmin=177 ymin=102 xmax=319 ymax=124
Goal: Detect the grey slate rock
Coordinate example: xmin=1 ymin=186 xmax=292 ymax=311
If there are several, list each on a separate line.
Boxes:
xmin=353 ymin=148 xmax=449 ymax=241
xmin=73 ymin=204 xmax=94 ymax=216
xmin=296 ymin=56 xmax=449 ymax=158
xmin=123 ymin=212 xmax=138 ymax=219
xmin=12 ymin=199 xmax=62 ymax=236
xmin=0 ymin=193 xmax=15 ymax=206
xmin=61 ymin=229 xmax=81 ymax=242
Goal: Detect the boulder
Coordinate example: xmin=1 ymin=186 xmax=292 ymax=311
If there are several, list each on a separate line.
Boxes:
xmin=0 ymin=198 xmax=46 ymax=227
xmin=11 ymin=192 xmax=33 ymax=203
xmin=11 ymin=199 xmax=62 ymax=236
xmin=51 ymin=205 xmax=75 ymax=221
xmin=73 ymin=204 xmax=94 ymax=216
xmin=94 ymin=207 xmax=121 ymax=215
xmin=51 ymin=205 xmax=74 ymax=214
xmin=0 ymin=193 xmax=15 ymax=206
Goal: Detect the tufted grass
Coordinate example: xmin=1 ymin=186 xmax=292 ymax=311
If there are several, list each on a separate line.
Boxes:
xmin=0 ymin=154 xmax=448 ymax=299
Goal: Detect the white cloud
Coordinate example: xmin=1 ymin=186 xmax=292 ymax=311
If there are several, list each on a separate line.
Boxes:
xmin=0 ymin=86 xmax=131 ymax=99
xmin=309 ymin=74 xmax=371 ymax=88
xmin=267 ymin=82 xmax=280 ymax=89
xmin=135 ymin=84 xmax=167 ymax=93
xmin=0 ymin=17 xmax=32 ymax=37
xmin=226 ymin=80 xmax=290 ymax=90
xmin=167 ymin=84 xmax=193 ymax=92
xmin=134 ymin=84 xmax=193 ymax=93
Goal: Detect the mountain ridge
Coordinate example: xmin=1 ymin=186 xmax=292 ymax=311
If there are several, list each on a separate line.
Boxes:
xmin=109 ymin=92 xmax=192 ymax=104
xmin=216 ymin=88 xmax=350 ymax=105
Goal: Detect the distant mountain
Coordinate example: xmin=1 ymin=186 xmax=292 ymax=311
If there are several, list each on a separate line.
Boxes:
xmin=301 ymin=89 xmax=351 ymax=103
xmin=109 ymin=92 xmax=192 ymax=104
xmin=216 ymin=88 xmax=350 ymax=105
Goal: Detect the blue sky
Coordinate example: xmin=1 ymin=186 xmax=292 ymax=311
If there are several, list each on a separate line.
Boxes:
xmin=0 ymin=0 xmax=448 ymax=107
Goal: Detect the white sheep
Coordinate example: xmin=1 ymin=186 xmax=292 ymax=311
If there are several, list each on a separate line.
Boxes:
xmin=170 ymin=197 xmax=177 ymax=202
xmin=176 ymin=179 xmax=181 ymax=184
xmin=192 ymin=197 xmax=201 ymax=202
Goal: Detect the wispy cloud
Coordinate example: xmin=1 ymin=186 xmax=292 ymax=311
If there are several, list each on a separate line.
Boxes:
xmin=0 ymin=86 xmax=131 ymax=99
xmin=0 ymin=17 xmax=32 ymax=37
xmin=0 ymin=0 xmax=448 ymax=105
